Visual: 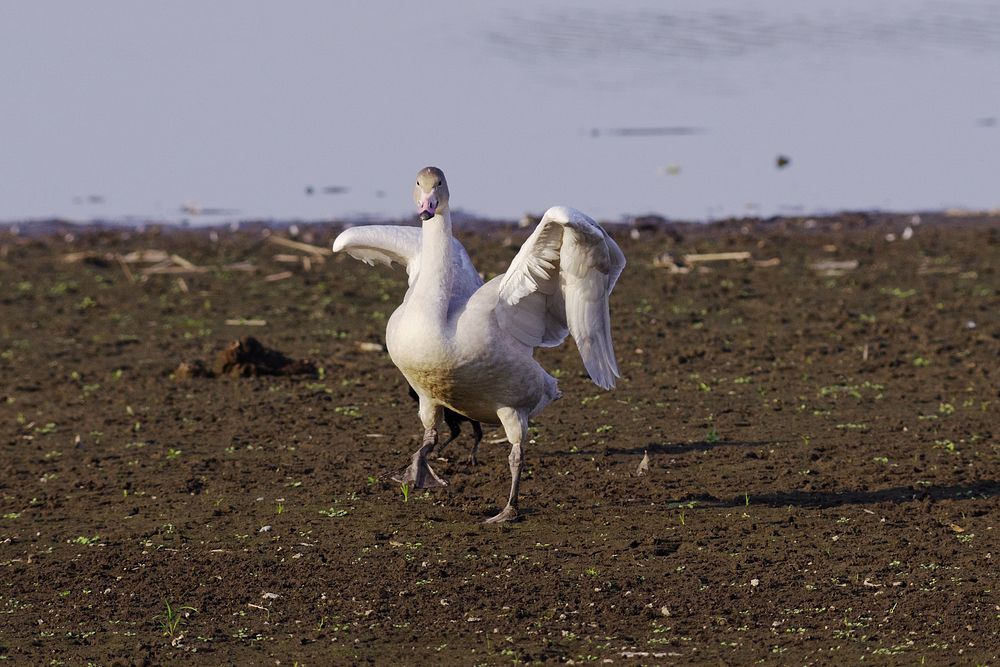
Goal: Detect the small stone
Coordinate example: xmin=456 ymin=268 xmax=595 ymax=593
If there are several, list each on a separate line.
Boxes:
xmin=259 ymin=525 xmax=272 ymax=533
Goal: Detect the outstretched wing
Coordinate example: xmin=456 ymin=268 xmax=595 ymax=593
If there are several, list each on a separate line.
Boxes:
xmin=332 ymin=225 xmax=483 ymax=296
xmin=332 ymin=225 xmax=423 ymax=284
xmin=496 ymin=206 xmax=626 ymax=389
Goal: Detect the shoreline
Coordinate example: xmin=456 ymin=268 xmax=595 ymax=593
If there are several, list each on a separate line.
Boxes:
xmin=2 ymin=208 xmax=998 ymax=240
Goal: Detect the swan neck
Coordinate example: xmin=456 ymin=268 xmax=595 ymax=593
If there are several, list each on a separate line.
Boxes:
xmin=411 ymin=211 xmax=454 ymax=318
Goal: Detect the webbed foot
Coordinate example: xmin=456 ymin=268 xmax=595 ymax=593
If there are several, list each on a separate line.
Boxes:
xmin=484 ymin=504 xmax=519 ymax=524
xmin=392 ymin=456 xmax=447 ymax=488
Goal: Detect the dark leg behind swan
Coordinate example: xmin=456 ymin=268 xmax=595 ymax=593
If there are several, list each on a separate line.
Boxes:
xmin=408 ymin=385 xmax=483 ymax=463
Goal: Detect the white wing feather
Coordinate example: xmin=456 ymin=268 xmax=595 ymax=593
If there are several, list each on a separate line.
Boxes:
xmin=332 ymin=225 xmax=423 ymax=284
xmin=496 ymin=206 xmax=625 ymax=389
xmin=332 ymin=225 xmax=482 ymax=294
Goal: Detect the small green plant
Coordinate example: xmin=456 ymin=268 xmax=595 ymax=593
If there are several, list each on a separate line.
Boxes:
xmin=400 ymin=483 xmax=411 ymax=503
xmin=706 ymin=425 xmax=720 ymax=444
xmin=318 ymin=507 xmax=349 ymax=518
xmin=745 ymin=492 xmax=750 ymax=507
xmin=166 ymin=448 xmax=181 ymax=459
xmin=156 ymin=601 xmax=197 ymax=645
xmin=276 ymin=502 xmax=284 ymax=515
xmin=70 ymin=535 xmax=100 ymax=546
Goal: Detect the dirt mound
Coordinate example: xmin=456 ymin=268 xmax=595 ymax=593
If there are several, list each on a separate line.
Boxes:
xmin=174 ymin=337 xmax=317 ymax=378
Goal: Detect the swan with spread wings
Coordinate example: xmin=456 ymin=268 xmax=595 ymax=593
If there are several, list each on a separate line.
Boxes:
xmin=333 ymin=167 xmax=625 ymax=523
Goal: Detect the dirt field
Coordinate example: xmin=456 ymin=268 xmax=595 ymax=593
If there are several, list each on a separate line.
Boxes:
xmin=1 ymin=213 xmax=998 ymax=665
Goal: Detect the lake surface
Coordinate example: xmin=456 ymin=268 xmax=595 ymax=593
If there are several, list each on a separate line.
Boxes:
xmin=1 ymin=0 xmax=998 ymax=223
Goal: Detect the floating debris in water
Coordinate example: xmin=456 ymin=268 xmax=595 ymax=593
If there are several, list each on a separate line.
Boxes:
xmin=592 ymin=126 xmax=704 ymax=138
xmin=73 ymin=195 xmax=106 ymax=205
xmin=179 ymin=203 xmax=240 ymax=215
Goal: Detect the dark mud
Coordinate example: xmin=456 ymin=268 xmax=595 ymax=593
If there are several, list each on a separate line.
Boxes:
xmin=1 ymin=213 xmax=998 ymax=664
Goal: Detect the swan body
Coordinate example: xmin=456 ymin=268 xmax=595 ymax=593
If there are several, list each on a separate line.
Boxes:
xmin=333 ymin=167 xmax=625 ymax=522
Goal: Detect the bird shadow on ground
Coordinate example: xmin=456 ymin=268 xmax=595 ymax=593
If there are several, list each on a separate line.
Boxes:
xmin=671 ymin=481 xmax=1000 ymax=510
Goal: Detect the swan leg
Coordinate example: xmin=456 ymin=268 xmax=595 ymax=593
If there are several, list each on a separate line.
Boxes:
xmin=468 ymin=421 xmax=483 ymax=466
xmin=485 ymin=408 xmax=527 ymax=523
xmin=392 ymin=401 xmax=447 ymax=488
xmin=435 ymin=411 xmax=463 ymax=459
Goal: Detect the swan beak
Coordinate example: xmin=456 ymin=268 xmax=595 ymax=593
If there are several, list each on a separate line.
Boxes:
xmin=418 ymin=194 xmax=437 ymax=220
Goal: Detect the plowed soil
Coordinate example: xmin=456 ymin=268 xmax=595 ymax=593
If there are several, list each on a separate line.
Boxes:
xmin=1 ymin=213 xmax=998 ymax=665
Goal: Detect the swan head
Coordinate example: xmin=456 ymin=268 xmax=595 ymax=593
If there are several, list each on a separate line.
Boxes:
xmin=413 ymin=166 xmax=449 ymax=221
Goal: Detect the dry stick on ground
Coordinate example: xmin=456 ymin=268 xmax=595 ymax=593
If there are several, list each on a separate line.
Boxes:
xmin=62 ymin=251 xmax=101 ymax=263
xmin=169 ymin=254 xmax=198 ymax=270
xmin=120 ymin=249 xmax=170 ymax=264
xmin=267 ymin=235 xmax=332 ymax=257
xmin=115 ymin=254 xmax=135 ymax=282
xmin=682 ymin=251 xmax=752 ymax=263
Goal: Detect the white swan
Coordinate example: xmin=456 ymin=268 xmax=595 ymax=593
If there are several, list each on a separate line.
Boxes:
xmin=333 ymin=167 xmax=625 ymax=523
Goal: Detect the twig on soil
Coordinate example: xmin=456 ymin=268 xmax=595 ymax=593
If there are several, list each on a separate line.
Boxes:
xmin=264 ymin=271 xmax=293 ymax=282
xmin=169 ymin=254 xmax=198 ymax=270
xmin=652 ymin=253 xmax=690 ymax=273
xmin=225 ymin=318 xmax=267 ymax=326
xmin=683 ymin=251 xmax=752 ymax=263
xmin=267 ymin=235 xmax=332 ymax=257
xmin=121 ymin=249 xmax=170 ymax=263
xmin=62 ymin=250 xmax=101 ymax=263
xmin=141 ymin=264 xmax=210 ymax=275
xmin=811 ymin=259 xmax=859 ymax=276
xmin=116 ymin=254 xmax=135 ymax=282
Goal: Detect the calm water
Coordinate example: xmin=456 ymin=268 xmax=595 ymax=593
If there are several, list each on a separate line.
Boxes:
xmin=1 ymin=1 xmax=998 ymax=223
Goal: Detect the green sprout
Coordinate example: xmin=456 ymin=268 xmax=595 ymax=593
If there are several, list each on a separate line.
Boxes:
xmin=156 ymin=600 xmax=197 ymax=645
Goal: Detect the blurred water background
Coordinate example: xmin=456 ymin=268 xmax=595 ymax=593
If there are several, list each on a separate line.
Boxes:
xmin=1 ymin=0 xmax=998 ymax=224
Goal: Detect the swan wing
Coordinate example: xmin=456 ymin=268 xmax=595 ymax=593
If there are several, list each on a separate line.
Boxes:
xmin=333 ymin=224 xmax=482 ymax=294
xmin=496 ymin=206 xmax=626 ymax=389
xmin=332 ymin=225 xmax=422 ymax=278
